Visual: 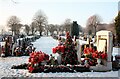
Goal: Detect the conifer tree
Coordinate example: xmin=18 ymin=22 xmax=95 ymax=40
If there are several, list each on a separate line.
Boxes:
xmin=115 ymin=11 xmax=120 ymax=44
xmin=62 ymin=32 xmax=78 ymax=65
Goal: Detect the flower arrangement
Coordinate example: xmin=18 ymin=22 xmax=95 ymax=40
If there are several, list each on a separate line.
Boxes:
xmin=95 ymin=51 xmax=107 ymax=59
xmin=29 ymin=51 xmax=49 ymax=64
xmin=84 ymin=47 xmax=107 ymax=60
xmin=52 ymin=45 xmax=65 ymax=54
xmin=84 ymin=47 xmax=93 ymax=58
xmin=28 ymin=51 xmax=49 ymax=72
xmin=83 ymin=47 xmax=107 ymax=66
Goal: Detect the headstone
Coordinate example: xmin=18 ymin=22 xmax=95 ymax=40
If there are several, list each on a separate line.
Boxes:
xmin=87 ymin=37 xmax=90 ymax=44
xmin=76 ymin=39 xmax=81 ymax=63
xmin=71 ymin=21 xmax=79 ymax=37
xmin=91 ymin=30 xmax=113 ymax=71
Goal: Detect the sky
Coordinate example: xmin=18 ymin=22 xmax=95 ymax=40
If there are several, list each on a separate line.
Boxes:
xmin=0 ymin=0 xmax=119 ymax=31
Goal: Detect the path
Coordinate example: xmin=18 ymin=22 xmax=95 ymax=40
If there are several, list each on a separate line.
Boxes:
xmin=32 ymin=36 xmax=58 ymax=55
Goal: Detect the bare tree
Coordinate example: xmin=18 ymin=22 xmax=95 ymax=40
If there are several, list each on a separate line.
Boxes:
xmin=33 ymin=10 xmax=48 ymax=36
xmin=105 ymin=23 xmax=115 ymax=34
xmin=97 ymin=24 xmax=106 ymax=31
xmin=7 ymin=16 xmax=21 ymax=35
xmin=86 ymin=14 xmax=101 ymax=36
xmin=24 ymin=24 xmax=30 ymax=35
xmin=48 ymin=24 xmax=57 ymax=35
xmin=63 ymin=19 xmax=72 ymax=32
xmin=16 ymin=24 xmax=22 ymax=35
xmin=30 ymin=22 xmax=36 ymax=35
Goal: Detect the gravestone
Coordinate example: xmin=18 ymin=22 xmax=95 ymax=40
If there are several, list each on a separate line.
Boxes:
xmin=71 ymin=21 xmax=79 ymax=38
xmin=91 ymin=30 xmax=113 ymax=71
xmin=76 ymin=39 xmax=81 ymax=63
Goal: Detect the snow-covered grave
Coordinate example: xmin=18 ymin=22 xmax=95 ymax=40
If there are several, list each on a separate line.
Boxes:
xmin=0 ymin=36 xmax=119 ymax=78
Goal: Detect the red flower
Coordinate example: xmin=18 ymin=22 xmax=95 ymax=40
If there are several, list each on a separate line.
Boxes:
xmin=30 ymin=52 xmax=34 ymax=57
xmin=29 ymin=51 xmax=49 ymax=64
xmin=89 ymin=48 xmax=94 ymax=53
xmin=52 ymin=45 xmax=65 ymax=54
xmin=92 ymin=52 xmax=98 ymax=58
xmin=29 ymin=66 xmax=34 ymax=73
xmin=28 ymin=58 xmax=31 ymax=62
xmin=95 ymin=51 xmax=107 ymax=59
xmin=30 ymin=58 xmax=34 ymax=63
xmin=60 ymin=45 xmax=65 ymax=53
xmin=84 ymin=48 xmax=90 ymax=54
xmin=101 ymin=53 xmax=107 ymax=59
xmin=44 ymin=54 xmax=49 ymax=60
xmin=52 ymin=48 xmax=57 ymax=54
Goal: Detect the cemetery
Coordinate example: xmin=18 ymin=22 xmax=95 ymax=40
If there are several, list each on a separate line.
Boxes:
xmin=0 ymin=1 xmax=119 ymax=78
xmin=10 ymin=30 xmax=116 ymax=73
xmin=0 ymin=21 xmax=119 ymax=75
xmin=0 ymin=19 xmax=119 ymax=78
xmin=0 ymin=31 xmax=119 ymax=77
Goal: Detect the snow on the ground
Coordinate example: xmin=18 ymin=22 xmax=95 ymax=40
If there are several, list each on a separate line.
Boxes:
xmin=0 ymin=36 xmax=119 ymax=78
xmin=31 ymin=36 xmax=58 ymax=55
xmin=0 ymin=56 xmax=118 ymax=78
xmin=0 ymin=56 xmax=30 ymax=78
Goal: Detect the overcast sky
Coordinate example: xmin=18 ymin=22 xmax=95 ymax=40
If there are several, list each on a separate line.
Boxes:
xmin=0 ymin=0 xmax=119 ymax=30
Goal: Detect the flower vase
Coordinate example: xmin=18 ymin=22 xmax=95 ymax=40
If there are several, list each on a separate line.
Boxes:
xmin=101 ymin=59 xmax=107 ymax=66
xmin=84 ymin=59 xmax=88 ymax=65
xmin=97 ymin=58 xmax=101 ymax=65
xmin=57 ymin=54 xmax=62 ymax=65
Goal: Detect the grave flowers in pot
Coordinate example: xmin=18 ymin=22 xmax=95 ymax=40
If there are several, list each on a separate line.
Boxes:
xmin=82 ymin=45 xmax=97 ymax=66
xmin=28 ymin=51 xmax=49 ymax=73
xmin=95 ymin=51 xmax=107 ymax=65
xmin=83 ymin=46 xmax=107 ymax=66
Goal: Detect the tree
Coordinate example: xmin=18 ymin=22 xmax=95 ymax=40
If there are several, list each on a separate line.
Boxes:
xmin=71 ymin=21 xmax=79 ymax=38
xmin=97 ymin=24 xmax=106 ymax=31
xmin=16 ymin=24 xmax=22 ymax=35
xmin=88 ymin=30 xmax=92 ymax=35
xmin=87 ymin=14 xmax=101 ymax=36
xmin=115 ymin=11 xmax=120 ymax=44
xmin=30 ymin=22 xmax=37 ymax=35
xmin=48 ymin=24 xmax=59 ymax=35
xmin=63 ymin=19 xmax=72 ymax=32
xmin=62 ymin=32 xmax=78 ymax=65
xmin=105 ymin=23 xmax=115 ymax=34
xmin=24 ymin=24 xmax=30 ymax=35
xmin=33 ymin=10 xmax=48 ymax=36
xmin=79 ymin=25 xmax=83 ymax=32
xmin=55 ymin=24 xmax=61 ymax=35
xmin=7 ymin=16 xmax=21 ymax=35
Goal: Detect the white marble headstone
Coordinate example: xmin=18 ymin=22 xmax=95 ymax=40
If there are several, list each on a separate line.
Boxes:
xmin=96 ymin=30 xmax=113 ymax=71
